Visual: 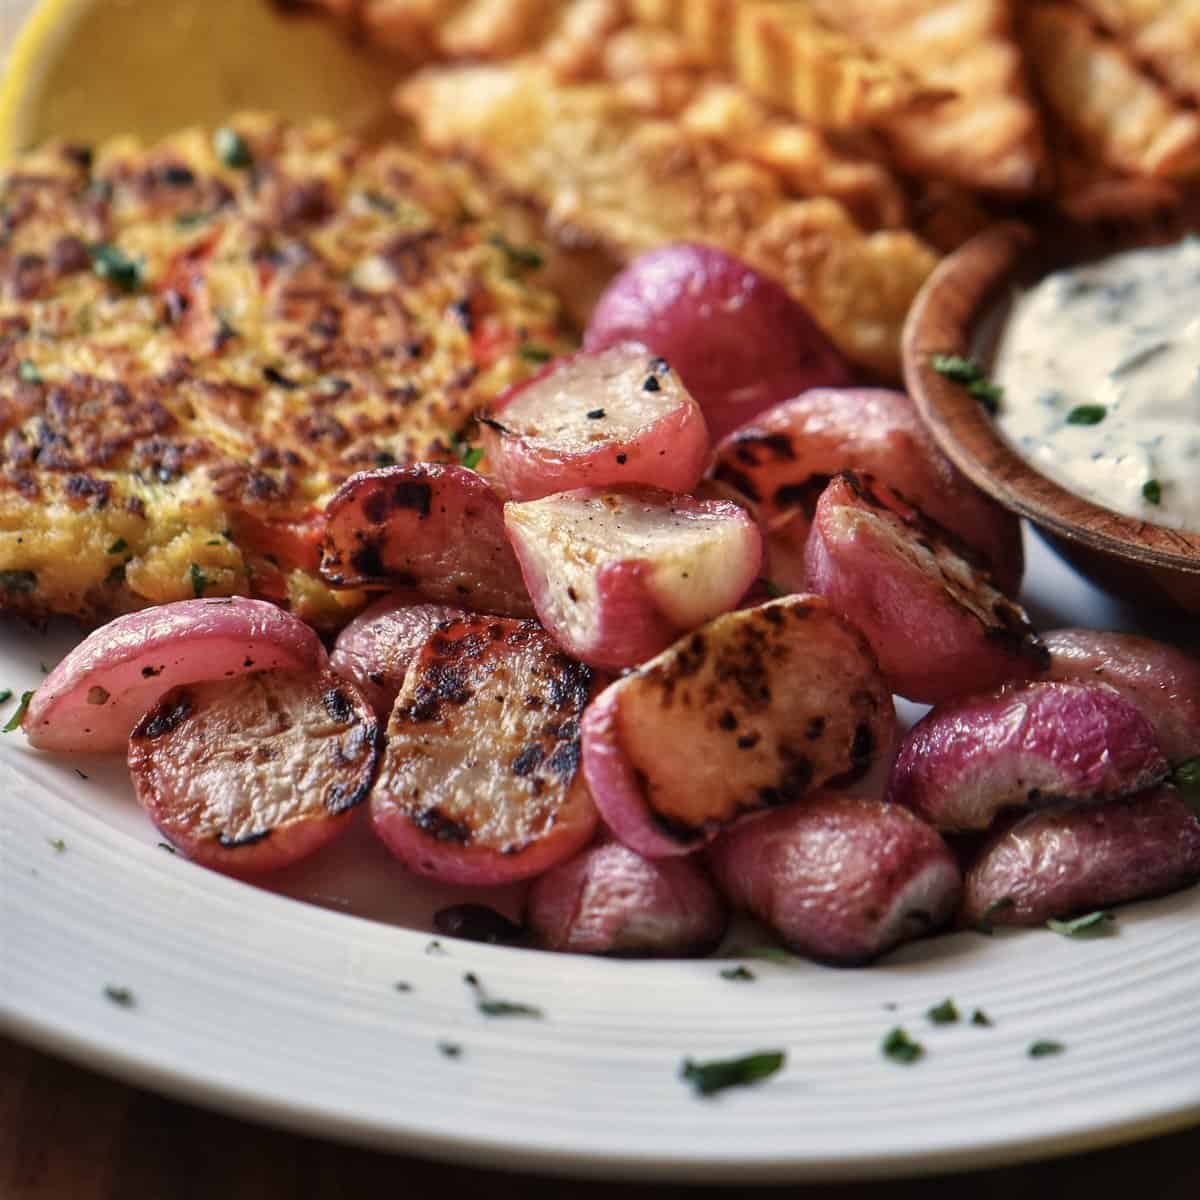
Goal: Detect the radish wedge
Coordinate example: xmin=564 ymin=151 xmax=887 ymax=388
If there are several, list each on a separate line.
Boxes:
xmin=128 ymin=669 xmax=378 ymax=876
xmin=887 ymin=681 xmax=1170 ymax=832
xmin=961 ymin=787 xmax=1200 ymax=928
xmin=582 ymin=596 xmax=896 ymax=857
xmin=320 ymin=463 xmax=532 ymax=616
xmin=23 ymin=598 xmax=327 ymax=754
xmin=526 ymin=840 xmax=728 ymax=957
xmin=504 ymin=487 xmax=762 ymax=670
xmin=584 ymin=243 xmax=853 ymax=441
xmin=482 ymin=343 xmax=710 ymax=500
xmin=370 ymin=616 xmax=600 ymax=886
xmin=712 ymin=388 xmax=1023 ymax=596
xmin=708 ymin=794 xmax=961 ymax=965
xmin=804 ymin=473 xmax=1047 ymax=704
xmin=330 ymin=594 xmax=466 ymax=719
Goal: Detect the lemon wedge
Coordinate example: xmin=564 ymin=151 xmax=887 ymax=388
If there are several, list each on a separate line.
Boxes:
xmin=1 ymin=0 xmax=406 ymax=164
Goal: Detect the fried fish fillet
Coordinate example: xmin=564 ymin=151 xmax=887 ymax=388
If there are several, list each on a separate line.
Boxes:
xmin=1074 ymin=0 xmax=1200 ymax=104
xmin=399 ymin=62 xmax=939 ymax=375
xmin=0 ymin=115 xmax=570 ymax=627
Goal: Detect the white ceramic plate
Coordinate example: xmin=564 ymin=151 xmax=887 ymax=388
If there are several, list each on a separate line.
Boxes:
xmin=3 ymin=531 xmax=1198 ymax=1183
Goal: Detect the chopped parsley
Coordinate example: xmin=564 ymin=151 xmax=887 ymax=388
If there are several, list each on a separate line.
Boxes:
xmin=107 ymin=538 xmax=128 ymax=555
xmin=975 ymin=895 xmax=1015 ymax=934
xmin=1142 ymin=479 xmax=1162 ymax=505
xmin=680 ymin=1050 xmax=785 ymax=1096
xmin=103 ymin=985 xmax=135 ymax=1008
xmin=425 ymin=939 xmax=445 ymax=955
xmin=881 ymin=1027 xmax=924 ymax=1064
xmin=926 ymin=998 xmax=959 ymax=1025
xmin=73 ymin=768 xmax=88 ymax=780
xmin=1172 ymin=757 xmax=1200 ymax=815
xmin=157 ymin=842 xmax=177 ymax=854
xmin=214 ymin=126 xmax=253 ymax=169
xmin=0 ymin=569 xmax=37 ymax=594
xmin=930 ymin=353 xmax=1004 ymax=414
xmin=1066 ymin=404 xmax=1106 ymax=426
xmin=17 ymin=359 xmax=41 ymax=384
xmin=1047 ymin=911 xmax=1114 ymax=938
xmin=394 ymin=981 xmax=413 ymax=993
xmin=48 ymin=838 xmax=65 ymax=852
xmin=0 ymin=689 xmax=11 ymax=704
xmin=1028 ymin=1039 xmax=1065 ymax=1058
xmin=456 ymin=442 xmax=484 ymax=471
xmin=189 ymin=563 xmax=208 ymax=598
xmin=970 ymin=1009 xmax=993 ymax=1027
xmin=719 ymin=966 xmax=756 ymax=982
xmin=3 ymin=690 xmax=32 ymax=733
xmin=519 ymin=344 xmax=553 ymax=364
xmin=463 ymin=971 xmax=543 ymax=1018
xmin=437 ymin=1041 xmax=463 ymax=1059
xmin=89 ymin=242 xmax=144 ymax=293
xmin=488 ymin=233 xmax=544 ymax=271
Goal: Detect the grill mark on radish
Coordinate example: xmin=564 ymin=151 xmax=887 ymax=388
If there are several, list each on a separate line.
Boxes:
xmin=139 ymin=693 xmax=193 ymax=739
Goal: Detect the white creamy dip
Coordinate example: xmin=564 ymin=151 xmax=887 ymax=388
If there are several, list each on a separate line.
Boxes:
xmin=992 ymin=236 xmax=1200 ymax=532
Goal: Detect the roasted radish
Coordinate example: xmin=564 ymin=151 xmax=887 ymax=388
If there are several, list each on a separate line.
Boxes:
xmin=582 ymin=596 xmax=895 ymax=858
xmin=127 ymin=669 xmax=378 ymax=875
xmin=708 ymin=794 xmax=962 ymax=965
xmin=23 ymin=598 xmax=327 ymax=754
xmin=1045 ymin=629 xmax=1200 ymax=763
xmin=330 ymin=593 xmax=466 ymax=719
xmin=525 ymin=840 xmax=728 ymax=957
xmin=887 ymin=681 xmax=1170 ymax=832
xmin=370 ymin=616 xmax=600 ymax=886
xmin=584 ymin=243 xmax=853 ymax=441
xmin=961 ymin=787 xmax=1200 ymax=928
xmin=481 ymin=344 xmax=710 ymax=500
xmin=712 ymin=388 xmax=1023 ymax=595
xmin=320 ymin=464 xmax=532 ymax=616
xmin=504 ymin=487 xmax=762 ymax=670
xmin=804 ymin=473 xmax=1047 ymax=704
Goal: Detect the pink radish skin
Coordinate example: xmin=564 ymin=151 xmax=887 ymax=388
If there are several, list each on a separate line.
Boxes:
xmin=708 ymin=794 xmax=962 ymax=965
xmin=961 ymin=786 xmax=1200 ymax=927
xmin=504 ymin=487 xmax=763 ymax=670
xmin=804 ymin=473 xmax=1047 ymax=704
xmin=582 ymin=596 xmax=896 ymax=857
xmin=482 ymin=343 xmax=710 ymax=500
xmin=320 ymin=463 xmax=532 ymax=616
xmin=887 ymin=680 xmax=1170 ymax=832
xmin=128 ymin=669 xmax=378 ymax=877
xmin=584 ymin=243 xmax=854 ymax=442
xmin=22 ymin=598 xmax=327 ymax=754
xmin=713 ymin=388 xmax=1023 ymax=596
xmin=1044 ymin=629 xmax=1200 ymax=763
xmin=370 ymin=616 xmax=600 ymax=886
xmin=330 ymin=593 xmax=466 ymax=719
xmin=526 ymin=840 xmax=728 ymax=957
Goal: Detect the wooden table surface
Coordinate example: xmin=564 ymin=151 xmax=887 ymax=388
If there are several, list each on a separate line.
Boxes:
xmin=2 ymin=1033 xmax=1196 ymax=1200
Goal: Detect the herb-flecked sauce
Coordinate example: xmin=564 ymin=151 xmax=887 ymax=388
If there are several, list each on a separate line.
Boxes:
xmin=992 ymin=237 xmax=1200 ymax=532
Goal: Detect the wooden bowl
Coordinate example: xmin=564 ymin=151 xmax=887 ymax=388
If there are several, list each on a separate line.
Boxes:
xmin=902 ymin=221 xmax=1200 ymax=617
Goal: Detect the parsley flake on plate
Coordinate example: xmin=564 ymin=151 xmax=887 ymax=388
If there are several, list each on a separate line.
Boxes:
xmin=680 ymin=1050 xmax=785 ymax=1096
xmin=1047 ymin=911 xmax=1114 ymax=938
xmin=926 ymin=998 xmax=959 ymax=1025
xmin=719 ymin=966 xmax=756 ymax=982
xmin=103 ymin=985 xmax=135 ymax=1008
xmin=1028 ymin=1040 xmax=1065 ymax=1058
xmin=971 ymin=1009 xmax=993 ymax=1027
xmin=3 ymin=690 xmax=32 ymax=733
xmin=89 ymin=243 xmax=144 ymax=293
xmin=463 ymin=972 xmax=543 ymax=1018
xmin=881 ymin=1027 xmax=924 ymax=1064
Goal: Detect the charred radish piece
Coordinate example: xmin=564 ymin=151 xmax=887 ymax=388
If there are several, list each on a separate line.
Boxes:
xmin=23 ymin=598 xmax=327 ymax=754
xmin=330 ymin=593 xmax=466 ymax=719
xmin=504 ymin=487 xmax=762 ymax=671
xmin=713 ymin=389 xmax=1023 ymax=596
xmin=582 ymin=596 xmax=895 ymax=858
xmin=887 ymin=681 xmax=1170 ymax=833
xmin=585 ymin=243 xmax=853 ymax=441
xmin=1045 ymin=629 xmax=1200 ymax=763
xmin=526 ymin=840 xmax=728 ymax=957
xmin=804 ymin=473 xmax=1047 ymax=704
xmin=320 ymin=464 xmax=532 ymax=616
xmin=127 ymin=669 xmax=378 ymax=875
xmin=961 ymin=787 xmax=1200 ymax=928
xmin=708 ymin=794 xmax=961 ymax=965
xmin=481 ymin=344 xmax=710 ymax=500
xmin=370 ymin=616 xmax=600 ymax=886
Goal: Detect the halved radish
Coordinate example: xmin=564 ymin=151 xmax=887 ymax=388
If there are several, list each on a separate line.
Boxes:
xmin=481 ymin=343 xmax=710 ymax=500
xmin=1045 ymin=629 xmax=1200 ymax=763
xmin=708 ymin=793 xmax=961 ymax=965
xmin=22 ymin=598 xmax=327 ymax=754
xmin=582 ymin=596 xmax=896 ymax=858
xmin=504 ymin=487 xmax=762 ymax=670
xmin=320 ymin=463 xmax=532 ymax=616
xmin=370 ymin=615 xmax=600 ymax=886
xmin=128 ymin=668 xmax=378 ymax=876
xmin=961 ymin=787 xmax=1200 ymax=928
xmin=887 ymin=680 xmax=1170 ymax=832
xmin=712 ymin=388 xmax=1023 ymax=595
xmin=804 ymin=473 xmax=1047 ymax=704
xmin=584 ymin=243 xmax=853 ymax=441
xmin=330 ymin=593 xmax=466 ymax=719
xmin=525 ymin=840 xmax=728 ymax=957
